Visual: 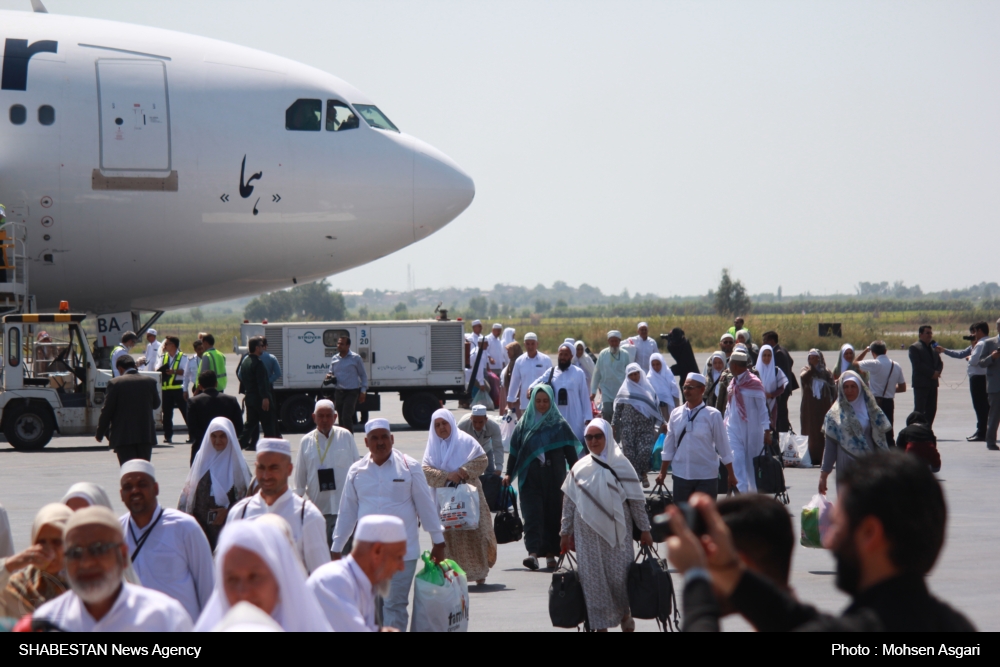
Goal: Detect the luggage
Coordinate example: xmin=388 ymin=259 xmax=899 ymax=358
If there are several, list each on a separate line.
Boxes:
xmin=480 ymin=473 xmax=503 ymax=512
xmin=437 ymin=483 xmax=480 ymax=531
xmin=753 ymin=443 xmax=789 ymax=504
xmin=650 ymin=433 xmax=665 ymax=471
xmin=411 ymin=552 xmax=470 ymax=632
xmin=800 ymin=493 xmax=833 ymax=549
xmin=627 ymin=545 xmax=679 ymax=631
xmin=548 ymin=552 xmax=588 ymax=630
xmin=493 ymin=485 xmax=523 ymax=544
xmin=636 ymin=483 xmax=674 ymax=543
xmin=780 ymin=430 xmax=811 ymax=468
xmin=717 ymin=461 xmax=730 ymax=495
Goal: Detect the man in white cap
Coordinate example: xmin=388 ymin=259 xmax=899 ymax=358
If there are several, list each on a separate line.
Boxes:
xmin=308 ymin=514 xmax=408 ymax=631
xmin=228 ymin=438 xmax=330 ymax=574
xmin=505 ymin=333 xmax=553 ymax=417
xmin=529 ymin=343 xmax=591 ymax=442
xmin=486 ymin=323 xmax=509 ymax=410
xmin=332 ymin=418 xmax=445 ymax=632
xmin=141 ymin=329 xmax=160 ymax=372
xmin=33 ymin=506 xmax=192 ymax=632
xmin=458 ymin=405 xmax=504 ymax=474
xmin=118 ymin=460 xmax=214 ymax=622
xmin=628 ymin=322 xmax=659 ymax=373
xmin=722 ymin=351 xmax=771 ymax=493
xmin=655 ymin=373 xmax=738 ymax=502
xmin=465 ymin=319 xmax=484 ymax=351
xmin=591 ymin=330 xmax=631 ymax=422
xmin=294 ymin=399 xmax=361 ymax=547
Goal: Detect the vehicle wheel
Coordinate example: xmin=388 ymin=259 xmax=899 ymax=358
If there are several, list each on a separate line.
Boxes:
xmin=279 ymin=394 xmax=315 ymax=433
xmin=3 ymin=403 xmax=55 ymax=451
xmin=402 ymin=392 xmax=441 ymax=430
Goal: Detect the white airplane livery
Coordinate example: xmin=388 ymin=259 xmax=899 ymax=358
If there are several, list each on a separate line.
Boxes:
xmin=0 ymin=6 xmax=475 ymax=315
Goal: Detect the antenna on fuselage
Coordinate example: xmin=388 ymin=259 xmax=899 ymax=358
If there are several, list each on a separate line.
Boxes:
xmin=30 ymin=0 xmax=48 ymax=13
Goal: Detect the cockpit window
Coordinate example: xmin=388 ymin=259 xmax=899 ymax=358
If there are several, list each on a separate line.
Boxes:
xmin=354 ymin=104 xmax=399 ymax=133
xmin=285 ymin=99 xmax=321 ymax=131
xmin=326 ymin=100 xmax=359 ymax=132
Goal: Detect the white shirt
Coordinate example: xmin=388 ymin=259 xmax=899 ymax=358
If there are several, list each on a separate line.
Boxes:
xmin=628 ymin=335 xmax=659 ymax=372
xmin=110 ymin=346 xmax=130 ymax=377
xmin=143 ymin=340 xmax=161 ymax=371
xmin=529 ymin=364 xmax=591 ymax=441
xmin=228 ymin=489 xmax=330 ymax=574
xmin=307 ymin=555 xmax=377 ymax=632
xmin=661 ymin=404 xmax=733 ymax=481
xmin=485 ymin=333 xmax=508 ymax=370
xmin=120 ymin=506 xmax=214 ymax=622
xmin=859 ymin=355 xmax=907 ymax=399
xmin=332 ymin=449 xmax=444 ymax=561
xmin=505 ymin=351 xmax=554 ymax=406
xmin=294 ymin=426 xmax=361 ymax=515
xmin=34 ymin=583 xmax=192 ymax=632
xmin=183 ymin=354 xmax=203 ymax=392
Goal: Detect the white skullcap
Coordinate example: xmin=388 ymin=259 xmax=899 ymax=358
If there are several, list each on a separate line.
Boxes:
xmin=120 ymin=459 xmax=156 ymax=480
xmin=64 ymin=506 xmax=123 ymax=539
xmin=720 ymin=333 xmax=735 ymax=341
xmin=686 ymin=372 xmax=707 ymax=385
xmin=730 ymin=351 xmax=749 ymax=364
xmin=471 ymin=320 xmax=482 ymax=326
xmin=365 ymin=418 xmax=391 ymax=434
xmin=355 ymin=515 xmax=407 ymax=544
xmin=492 ymin=323 xmax=502 ymax=329
xmin=471 ymin=405 xmax=488 ymax=417
xmin=313 ymin=399 xmax=336 ymax=414
xmin=558 ymin=343 xmax=573 ymax=353
xmin=147 ymin=329 xmax=157 ymax=336
xmin=608 ymin=330 xmax=622 ymax=339
xmin=214 ymin=602 xmax=284 ymax=633
xmin=638 ymin=322 xmax=648 ymax=329
xmin=524 ymin=333 xmax=538 ymax=342
xmin=256 ymin=438 xmax=292 ymax=456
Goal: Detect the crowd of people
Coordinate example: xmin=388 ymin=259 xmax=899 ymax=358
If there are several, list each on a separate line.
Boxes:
xmin=0 ymin=315 xmax=988 ymax=632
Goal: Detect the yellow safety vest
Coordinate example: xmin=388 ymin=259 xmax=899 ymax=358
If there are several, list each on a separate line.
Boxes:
xmin=202 ymin=348 xmax=227 ymax=391
xmin=162 ymin=352 xmax=183 ymax=390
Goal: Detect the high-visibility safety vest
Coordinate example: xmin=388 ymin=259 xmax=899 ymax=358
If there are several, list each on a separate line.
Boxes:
xmin=202 ymin=348 xmax=227 ymax=391
xmin=162 ymin=352 xmax=184 ymax=390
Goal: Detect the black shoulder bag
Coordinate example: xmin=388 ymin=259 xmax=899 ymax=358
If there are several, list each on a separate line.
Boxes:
xmin=627 ymin=544 xmax=680 ymax=631
xmin=548 ymin=551 xmax=589 ymax=631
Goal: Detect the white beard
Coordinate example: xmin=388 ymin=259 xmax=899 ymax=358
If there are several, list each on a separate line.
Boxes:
xmin=70 ymin=566 xmax=123 ymax=605
xmin=375 ymin=578 xmax=392 ymax=598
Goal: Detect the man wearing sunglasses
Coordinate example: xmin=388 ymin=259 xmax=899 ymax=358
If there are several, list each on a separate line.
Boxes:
xmin=31 ymin=506 xmax=192 ymax=632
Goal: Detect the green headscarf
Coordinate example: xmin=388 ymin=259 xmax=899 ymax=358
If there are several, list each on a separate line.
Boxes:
xmin=509 ymin=385 xmax=582 ymax=486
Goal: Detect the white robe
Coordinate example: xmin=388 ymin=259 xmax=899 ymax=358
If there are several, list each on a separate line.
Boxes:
xmin=33 ymin=583 xmax=193 ymax=632
xmin=628 ymin=336 xmax=659 ymax=373
xmin=307 ymin=555 xmax=377 ymax=632
xmin=505 ymin=351 xmax=554 ymax=406
xmin=143 ymin=340 xmax=161 ymax=371
xmin=724 ymin=386 xmax=770 ymax=493
xmin=485 ymin=333 xmax=508 ymax=371
xmin=294 ymin=426 xmax=361 ymax=516
xmin=227 ymin=489 xmax=330 ymax=574
xmin=529 ymin=364 xmax=591 ymax=441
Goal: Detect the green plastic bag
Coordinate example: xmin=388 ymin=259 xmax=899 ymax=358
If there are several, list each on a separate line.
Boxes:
xmin=415 ymin=551 xmax=466 ymax=587
xmin=412 ymin=551 xmax=470 ymax=632
xmin=800 ymin=494 xmax=832 ymax=549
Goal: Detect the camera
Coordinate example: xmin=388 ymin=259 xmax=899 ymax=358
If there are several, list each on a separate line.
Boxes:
xmin=962 ymin=335 xmax=975 ymax=341
xmin=652 ymin=501 xmax=706 ymax=537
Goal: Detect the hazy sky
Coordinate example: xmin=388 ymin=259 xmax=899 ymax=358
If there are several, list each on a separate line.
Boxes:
xmin=7 ymin=0 xmax=999 ymax=297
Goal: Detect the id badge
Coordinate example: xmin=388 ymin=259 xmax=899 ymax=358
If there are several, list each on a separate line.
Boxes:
xmin=317 ymin=468 xmax=336 ymax=492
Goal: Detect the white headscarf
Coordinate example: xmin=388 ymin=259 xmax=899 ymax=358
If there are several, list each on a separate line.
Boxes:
xmin=561 ymin=419 xmax=645 ymax=548
xmin=841 ymin=373 xmax=870 ymax=431
xmin=574 ymin=341 xmax=595 ymax=375
xmin=614 ymin=362 xmax=662 ymax=422
xmin=708 ymin=352 xmax=726 ymax=396
xmin=501 ymin=328 xmax=515 ymax=347
xmin=646 ymin=353 xmax=679 ymax=410
xmin=755 ymin=345 xmax=779 ymax=394
xmin=422 ymin=408 xmax=486 ymax=472
xmin=181 ymin=417 xmax=251 ymax=512
xmin=61 ymin=483 xmax=114 ymax=510
xmin=193 ymin=520 xmax=332 ymax=632
xmin=839 ymin=343 xmax=855 ymax=374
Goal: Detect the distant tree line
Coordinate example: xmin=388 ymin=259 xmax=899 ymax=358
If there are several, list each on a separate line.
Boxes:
xmin=244 ymin=280 xmax=346 ymax=321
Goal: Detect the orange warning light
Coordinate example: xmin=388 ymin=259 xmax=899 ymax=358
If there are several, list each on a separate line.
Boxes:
xmin=58 ymin=300 xmax=70 ymax=313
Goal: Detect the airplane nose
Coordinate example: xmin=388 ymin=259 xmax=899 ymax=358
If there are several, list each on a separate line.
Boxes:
xmin=413 ymin=144 xmax=475 ymax=240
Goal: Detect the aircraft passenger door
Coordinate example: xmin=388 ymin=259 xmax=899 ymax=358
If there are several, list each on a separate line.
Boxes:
xmin=96 ymin=59 xmax=171 ymax=171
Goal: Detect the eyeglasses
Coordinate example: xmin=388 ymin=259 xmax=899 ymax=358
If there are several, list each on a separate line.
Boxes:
xmin=64 ymin=542 xmax=121 ymax=561
xmin=584 ymin=433 xmax=605 ymax=442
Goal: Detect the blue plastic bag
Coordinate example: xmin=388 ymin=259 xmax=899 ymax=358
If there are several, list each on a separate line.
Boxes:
xmin=650 ymin=433 xmax=665 ymax=470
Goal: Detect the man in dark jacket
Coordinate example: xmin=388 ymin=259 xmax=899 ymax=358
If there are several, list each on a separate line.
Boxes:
xmin=95 ymin=355 xmax=161 ymax=465
xmin=762 ymin=331 xmax=798 ymax=433
xmin=909 ymin=325 xmax=944 ymax=427
xmin=668 ymin=451 xmax=975 ymax=632
xmin=185 ymin=369 xmax=244 ymax=462
xmin=238 ymin=336 xmax=276 ymax=451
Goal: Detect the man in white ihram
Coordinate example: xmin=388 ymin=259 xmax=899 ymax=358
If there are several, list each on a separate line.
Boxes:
xmin=294 ymin=399 xmax=360 ymax=547
xmin=724 ymin=351 xmax=771 ymax=493
xmin=485 ymin=323 xmax=509 ymax=377
xmin=33 ymin=506 xmax=192 ymax=632
xmin=308 ymin=514 xmax=408 ymax=631
xmin=228 ymin=438 xmax=330 ymax=574
xmin=118 ymin=460 xmax=214 ymax=622
xmin=529 ymin=342 xmax=591 ymax=442
xmin=331 ymin=418 xmax=445 ymax=632
xmin=505 ymin=333 xmax=553 ymax=416
xmin=141 ymin=329 xmax=160 ymax=372
xmin=628 ymin=322 xmax=659 ymax=373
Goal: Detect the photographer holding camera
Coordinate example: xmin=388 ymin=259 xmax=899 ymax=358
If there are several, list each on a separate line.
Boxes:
xmin=938 ymin=322 xmax=990 ymax=442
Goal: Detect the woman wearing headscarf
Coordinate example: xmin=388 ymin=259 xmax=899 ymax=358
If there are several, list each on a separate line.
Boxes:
xmin=818 ymin=371 xmax=891 ymax=494
xmin=755 ymin=344 xmax=789 ymax=430
xmin=703 ymin=352 xmax=727 ymax=409
xmin=560 ymin=419 xmax=652 ymax=632
xmin=612 ymin=363 xmax=663 ymax=487
xmin=574 ymin=340 xmax=596 ymax=388
xmin=502 ymin=338 xmax=523 ymax=398
xmin=0 ymin=504 xmax=72 ymax=618
xmin=60 ymin=482 xmax=142 ymax=586
xmin=736 ymin=329 xmax=759 ymax=366
xmin=647 ymin=353 xmax=681 ymax=424
xmin=193 ymin=520 xmax=331 ymax=631
xmin=665 ymin=327 xmax=699 ymax=380
xmin=800 ymin=349 xmax=836 ymax=463
xmin=833 ymin=343 xmax=869 ymax=385
xmin=503 ymin=384 xmax=581 ymax=571
xmin=896 ymin=411 xmax=941 ymax=472
xmin=179 ymin=417 xmax=252 ymax=550
xmin=422 ymin=408 xmax=498 ymax=585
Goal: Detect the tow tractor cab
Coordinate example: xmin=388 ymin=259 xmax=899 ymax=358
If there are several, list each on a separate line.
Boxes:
xmin=0 ymin=313 xmax=161 ymax=450
xmin=235 ymin=319 xmax=467 ymax=431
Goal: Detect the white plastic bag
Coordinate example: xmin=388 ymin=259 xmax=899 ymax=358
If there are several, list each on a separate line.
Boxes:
xmin=498 ymin=409 xmax=517 ymax=453
xmin=437 ymin=483 xmax=480 ymax=531
xmin=800 ymin=493 xmax=834 ymax=548
xmin=781 ymin=432 xmax=811 ymax=468
xmin=472 ymin=385 xmax=494 ymax=410
xmin=411 ymin=558 xmax=470 ymax=632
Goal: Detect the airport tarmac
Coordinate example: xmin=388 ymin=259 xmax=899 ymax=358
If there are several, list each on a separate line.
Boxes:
xmin=1 ymin=349 xmax=997 ymax=631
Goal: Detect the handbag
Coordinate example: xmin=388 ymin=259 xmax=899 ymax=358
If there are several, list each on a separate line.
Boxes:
xmin=479 ymin=473 xmax=503 ymax=513
xmin=548 ymin=552 xmax=588 ymax=630
xmin=493 ymin=485 xmax=523 ymax=544
xmin=634 ymin=483 xmax=674 ymax=543
xmin=627 ymin=545 xmax=680 ymax=631
xmin=753 ymin=443 xmax=789 ymax=504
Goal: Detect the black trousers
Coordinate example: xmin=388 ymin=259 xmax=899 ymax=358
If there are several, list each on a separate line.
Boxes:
xmin=335 ymin=388 xmax=360 ymax=432
xmin=519 ymin=458 xmax=566 ymax=557
xmin=161 ymin=389 xmax=188 ymax=441
xmin=875 ymin=397 xmax=896 ymax=447
xmin=672 ymin=476 xmax=718 ymax=503
xmin=970 ymin=375 xmax=989 ymax=435
xmin=775 ymin=392 xmax=791 ymax=432
xmin=115 ymin=444 xmax=152 ymax=465
xmin=241 ymin=403 xmax=277 ymax=450
xmin=913 ymin=387 xmax=939 ymax=427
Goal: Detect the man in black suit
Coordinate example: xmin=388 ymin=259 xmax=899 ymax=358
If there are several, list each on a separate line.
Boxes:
xmin=95 ymin=355 xmax=161 ymax=465
xmin=909 ymin=325 xmax=944 ymax=427
xmin=238 ymin=336 xmax=275 ymax=451
xmin=761 ymin=331 xmax=798 ymax=433
xmin=186 ymin=369 xmax=244 ymax=463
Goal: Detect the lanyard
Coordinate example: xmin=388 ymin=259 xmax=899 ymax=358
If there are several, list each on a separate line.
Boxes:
xmin=676 ymin=405 xmax=704 ymax=449
xmin=128 ymin=507 xmax=164 ymax=563
xmin=317 ymin=429 xmax=335 ymax=465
